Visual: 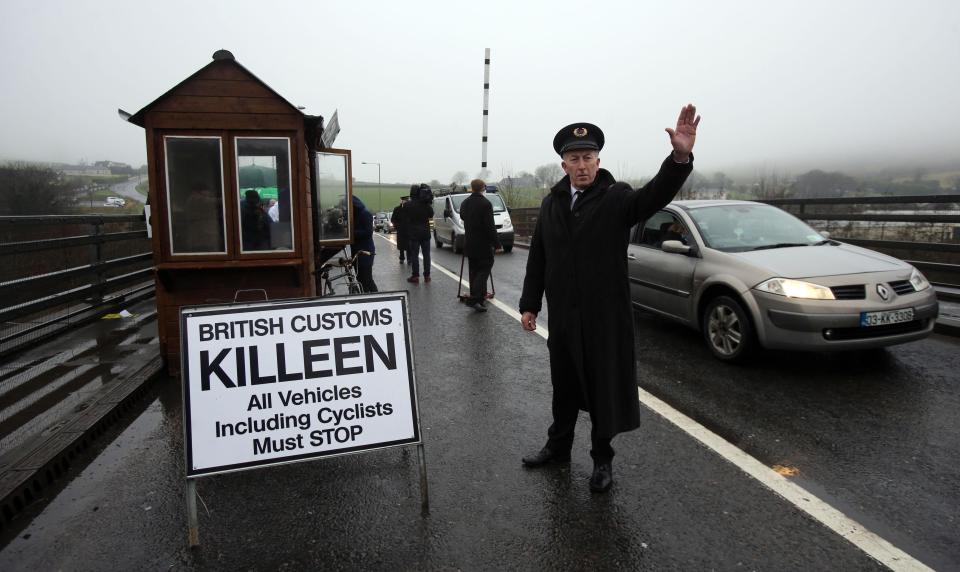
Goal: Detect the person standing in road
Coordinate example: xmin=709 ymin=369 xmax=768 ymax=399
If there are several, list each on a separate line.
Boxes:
xmin=391 ymin=195 xmax=410 ymax=263
xmin=405 ymin=184 xmax=435 ymax=284
xmin=519 ymin=105 xmax=700 ymax=493
xmin=350 ymin=195 xmax=378 ymax=293
xmin=460 ymin=179 xmax=502 ymax=312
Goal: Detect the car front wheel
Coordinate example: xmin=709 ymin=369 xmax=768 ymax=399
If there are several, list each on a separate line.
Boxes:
xmin=702 ymin=295 xmax=754 ymax=362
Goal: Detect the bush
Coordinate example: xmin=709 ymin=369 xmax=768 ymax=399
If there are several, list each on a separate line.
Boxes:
xmin=0 ymin=163 xmax=79 ymax=215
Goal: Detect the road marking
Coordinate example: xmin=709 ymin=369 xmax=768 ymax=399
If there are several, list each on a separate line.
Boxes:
xmin=638 ymin=388 xmax=932 ymax=571
xmin=376 ymin=233 xmax=931 ymax=570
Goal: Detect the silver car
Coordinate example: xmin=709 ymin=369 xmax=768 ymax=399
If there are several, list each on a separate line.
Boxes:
xmin=628 ymin=200 xmax=939 ymax=361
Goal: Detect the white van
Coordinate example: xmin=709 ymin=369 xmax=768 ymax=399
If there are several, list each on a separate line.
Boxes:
xmin=433 ymin=192 xmax=514 ymax=253
xmin=105 ymin=196 xmax=126 ymax=207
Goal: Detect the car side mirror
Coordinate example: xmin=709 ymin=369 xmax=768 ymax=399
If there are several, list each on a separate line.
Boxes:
xmin=661 ymin=240 xmax=692 ymax=255
xmin=444 ymin=208 xmax=452 ymax=219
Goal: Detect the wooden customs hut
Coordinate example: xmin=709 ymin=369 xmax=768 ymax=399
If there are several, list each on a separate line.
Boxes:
xmin=122 ymin=50 xmax=354 ymax=374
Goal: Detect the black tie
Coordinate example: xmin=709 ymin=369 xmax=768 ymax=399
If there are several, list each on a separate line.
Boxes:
xmin=571 ymin=190 xmax=582 ymax=211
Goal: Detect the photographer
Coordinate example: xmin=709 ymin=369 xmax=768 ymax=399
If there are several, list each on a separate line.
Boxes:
xmin=405 ymin=183 xmax=435 ymax=284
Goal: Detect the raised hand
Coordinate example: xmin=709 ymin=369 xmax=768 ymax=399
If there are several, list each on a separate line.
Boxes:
xmin=665 ymin=103 xmax=700 ymax=162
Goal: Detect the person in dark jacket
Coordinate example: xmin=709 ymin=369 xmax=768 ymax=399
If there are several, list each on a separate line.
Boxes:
xmin=240 ymin=190 xmax=270 ymax=251
xmin=519 ymin=105 xmax=700 ymax=493
xmin=460 ymin=179 xmax=502 ymax=312
xmin=350 ymin=195 xmax=378 ymax=293
xmin=391 ymin=195 xmax=410 ymax=263
xmin=405 ymin=184 xmax=435 ymax=283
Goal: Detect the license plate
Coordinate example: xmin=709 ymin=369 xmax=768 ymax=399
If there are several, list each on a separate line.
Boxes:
xmin=860 ymin=308 xmax=914 ymax=327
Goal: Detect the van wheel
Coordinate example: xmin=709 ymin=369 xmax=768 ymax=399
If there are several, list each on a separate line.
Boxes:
xmin=452 ymin=233 xmax=463 ymax=254
xmin=434 ymin=231 xmax=442 ymax=248
xmin=503 ymin=245 xmax=513 ymax=253
xmin=702 ymin=295 xmax=754 ymax=362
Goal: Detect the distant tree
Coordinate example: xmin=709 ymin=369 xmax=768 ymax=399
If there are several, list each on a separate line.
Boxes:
xmin=0 ymin=163 xmax=75 ymax=215
xmin=793 ymin=170 xmax=858 ymax=198
xmin=476 ymin=168 xmax=491 ymax=181
xmin=496 ymin=170 xmax=524 ymax=207
xmin=534 ymin=164 xmax=564 ymax=189
xmin=677 ymin=170 xmax=709 ymax=200
xmin=451 ymin=171 xmax=468 ymax=187
xmin=711 ymin=172 xmax=733 ymax=191
xmin=428 ymin=179 xmax=442 ymax=189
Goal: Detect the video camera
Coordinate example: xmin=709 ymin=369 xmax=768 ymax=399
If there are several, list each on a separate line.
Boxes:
xmin=410 ymin=183 xmax=434 ymax=204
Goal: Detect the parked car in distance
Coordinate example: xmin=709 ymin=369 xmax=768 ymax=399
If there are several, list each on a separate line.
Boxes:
xmin=105 ymin=196 xmax=126 ymax=207
xmin=433 ymin=191 xmax=514 ymax=253
xmin=374 ymin=212 xmax=393 ymax=233
xmin=628 ymin=200 xmax=939 ymax=362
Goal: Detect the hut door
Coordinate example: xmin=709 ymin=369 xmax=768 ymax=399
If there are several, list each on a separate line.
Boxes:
xmin=311 ymin=149 xmax=353 ymax=246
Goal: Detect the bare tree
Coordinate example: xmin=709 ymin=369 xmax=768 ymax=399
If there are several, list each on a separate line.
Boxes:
xmin=451 ymin=171 xmax=468 ymax=188
xmin=497 ymin=168 xmax=524 ymax=207
xmin=534 ymin=163 xmax=563 ymax=189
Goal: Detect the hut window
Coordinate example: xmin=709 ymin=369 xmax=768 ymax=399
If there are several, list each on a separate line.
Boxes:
xmin=236 ymin=137 xmax=295 ymax=253
xmin=164 ymin=137 xmax=227 ymax=255
xmin=314 ymin=152 xmax=352 ymax=243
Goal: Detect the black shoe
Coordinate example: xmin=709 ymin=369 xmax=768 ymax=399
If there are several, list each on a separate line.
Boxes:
xmin=589 ymin=462 xmax=613 ymax=493
xmin=399 ymin=258 xmax=405 ymax=263
xmin=465 ymin=299 xmax=487 ymax=313
xmin=522 ymin=447 xmax=570 ymax=467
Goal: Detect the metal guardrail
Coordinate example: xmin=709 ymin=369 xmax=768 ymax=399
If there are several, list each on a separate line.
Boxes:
xmin=760 ymin=194 xmax=960 ymax=287
xmin=0 ymin=214 xmax=154 ymax=356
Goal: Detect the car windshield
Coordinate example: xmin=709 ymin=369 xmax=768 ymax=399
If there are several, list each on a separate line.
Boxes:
xmin=686 ymin=203 xmax=826 ymax=253
xmin=451 ymin=193 xmax=507 ymax=213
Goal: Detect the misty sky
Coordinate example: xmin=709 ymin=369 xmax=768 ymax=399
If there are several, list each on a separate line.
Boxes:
xmin=1 ymin=0 xmax=958 ymax=184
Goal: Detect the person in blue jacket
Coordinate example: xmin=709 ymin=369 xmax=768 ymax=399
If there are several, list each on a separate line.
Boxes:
xmin=351 ymin=195 xmax=378 ymax=293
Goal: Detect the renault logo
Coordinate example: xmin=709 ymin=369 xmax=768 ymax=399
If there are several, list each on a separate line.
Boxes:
xmin=876 ymin=283 xmax=891 ymax=301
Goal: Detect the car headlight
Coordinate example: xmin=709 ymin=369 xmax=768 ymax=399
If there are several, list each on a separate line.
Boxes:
xmin=502 ymin=217 xmax=512 ymax=229
xmin=909 ymin=268 xmax=930 ymax=291
xmin=755 ymin=278 xmax=836 ymax=300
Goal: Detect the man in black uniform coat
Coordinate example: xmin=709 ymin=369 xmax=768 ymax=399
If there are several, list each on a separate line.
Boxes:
xmin=519 ymin=104 xmax=700 ymax=493
xmin=460 ymin=179 xmax=503 ymax=312
xmin=391 ymin=195 xmax=410 ymax=263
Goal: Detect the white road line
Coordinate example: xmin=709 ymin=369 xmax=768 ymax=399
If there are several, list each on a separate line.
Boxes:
xmin=377 ymin=234 xmax=542 ymax=333
xmin=376 ymin=232 xmax=931 ymax=570
xmin=638 ymin=388 xmax=932 ymax=571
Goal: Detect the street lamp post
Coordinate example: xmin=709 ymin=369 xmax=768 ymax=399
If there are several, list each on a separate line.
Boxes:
xmin=361 ymin=161 xmax=381 ymax=211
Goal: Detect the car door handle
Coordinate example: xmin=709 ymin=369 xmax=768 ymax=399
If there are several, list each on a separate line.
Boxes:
xmin=627 ymin=254 xmax=637 ymax=260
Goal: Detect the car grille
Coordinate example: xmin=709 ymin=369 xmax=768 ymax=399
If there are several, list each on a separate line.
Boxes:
xmin=823 ymin=319 xmax=926 ymax=341
xmin=888 ymin=280 xmax=915 ymax=295
xmin=830 ymin=285 xmax=865 ymax=300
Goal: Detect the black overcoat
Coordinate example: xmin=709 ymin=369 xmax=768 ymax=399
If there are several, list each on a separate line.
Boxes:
xmin=519 ymin=155 xmax=692 ymax=437
xmin=391 ymin=204 xmax=408 ymax=247
xmin=461 ymin=193 xmax=501 ymax=258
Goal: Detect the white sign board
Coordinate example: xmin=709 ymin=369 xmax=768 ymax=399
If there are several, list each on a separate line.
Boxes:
xmin=321 ymin=110 xmax=340 ymax=149
xmin=180 ymin=293 xmax=420 ymax=477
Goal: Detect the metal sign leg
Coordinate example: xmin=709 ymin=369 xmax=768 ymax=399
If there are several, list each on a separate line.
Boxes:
xmin=417 ymin=443 xmax=430 ymax=515
xmin=186 ymin=479 xmax=200 ymax=547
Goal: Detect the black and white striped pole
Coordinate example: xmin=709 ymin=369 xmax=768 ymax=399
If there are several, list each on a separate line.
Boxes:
xmin=481 ymin=48 xmax=490 ymax=172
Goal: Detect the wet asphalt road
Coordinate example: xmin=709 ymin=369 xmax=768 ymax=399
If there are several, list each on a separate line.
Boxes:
xmin=0 ymin=233 xmax=956 ymax=570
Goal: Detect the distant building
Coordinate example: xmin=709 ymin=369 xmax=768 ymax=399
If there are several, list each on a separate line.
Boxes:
xmin=61 ymin=166 xmax=111 ymax=176
xmin=94 ymin=160 xmax=134 ymax=175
